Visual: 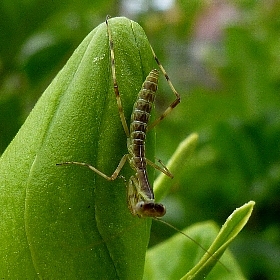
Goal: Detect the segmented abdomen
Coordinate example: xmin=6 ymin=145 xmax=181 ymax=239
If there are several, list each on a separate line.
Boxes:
xmin=129 ymin=69 xmax=158 ymax=164
xmin=128 ymin=69 xmax=159 ymax=199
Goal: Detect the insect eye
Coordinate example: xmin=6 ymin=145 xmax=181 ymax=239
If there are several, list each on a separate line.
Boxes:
xmin=136 ymin=201 xmax=144 ymax=210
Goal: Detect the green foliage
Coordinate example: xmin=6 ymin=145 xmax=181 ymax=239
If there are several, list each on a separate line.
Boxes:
xmin=151 ymin=2 xmax=280 ymax=279
xmin=0 ymin=13 xmax=253 ymax=279
xmin=1 ymin=1 xmax=279 ymax=279
xmin=145 ymin=202 xmax=254 ymax=280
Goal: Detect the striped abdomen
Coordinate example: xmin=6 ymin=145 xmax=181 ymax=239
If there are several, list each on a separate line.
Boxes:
xmin=128 ymin=69 xmax=159 ymax=199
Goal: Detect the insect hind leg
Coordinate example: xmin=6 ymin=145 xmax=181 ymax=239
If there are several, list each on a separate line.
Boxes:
xmin=148 ymin=46 xmax=181 ymax=131
xmin=106 ymin=16 xmax=130 ymax=137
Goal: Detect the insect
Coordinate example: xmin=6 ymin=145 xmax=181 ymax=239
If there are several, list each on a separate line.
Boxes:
xmin=56 ymin=17 xmax=229 ymax=273
xmin=56 ymin=16 xmax=180 ymax=218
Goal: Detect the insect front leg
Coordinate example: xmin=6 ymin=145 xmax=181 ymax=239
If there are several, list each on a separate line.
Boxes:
xmin=127 ymin=175 xmax=152 ymax=217
xmin=127 ymin=175 xmax=140 ymax=216
xmin=56 ymin=154 xmax=128 ymax=181
xmin=127 ymin=175 xmax=166 ymax=218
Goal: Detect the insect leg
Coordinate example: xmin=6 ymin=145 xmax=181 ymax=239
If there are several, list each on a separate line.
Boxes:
xmin=127 ymin=175 xmax=166 ymax=217
xmin=147 ymin=46 xmax=181 ymax=131
xmin=146 ymin=158 xmax=173 ymax=178
xmin=127 ymin=176 xmax=140 ymax=216
xmin=106 ymin=16 xmax=130 ymax=137
xmin=56 ymin=154 xmax=128 ymax=181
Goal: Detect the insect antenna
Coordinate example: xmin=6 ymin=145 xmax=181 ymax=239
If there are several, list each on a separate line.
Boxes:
xmin=153 ymin=217 xmax=230 ymax=273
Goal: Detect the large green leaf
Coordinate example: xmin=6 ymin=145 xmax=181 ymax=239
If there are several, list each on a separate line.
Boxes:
xmin=0 ymin=17 xmax=156 ymax=279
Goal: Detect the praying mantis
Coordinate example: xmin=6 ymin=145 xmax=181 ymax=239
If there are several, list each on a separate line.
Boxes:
xmin=57 ymin=16 xmax=180 ymax=218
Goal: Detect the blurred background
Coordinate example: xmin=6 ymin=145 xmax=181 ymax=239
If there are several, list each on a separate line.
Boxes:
xmin=1 ymin=1 xmax=279 ymax=279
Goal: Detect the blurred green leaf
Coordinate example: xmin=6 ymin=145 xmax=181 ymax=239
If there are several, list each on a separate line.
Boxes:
xmin=154 ymin=133 xmax=198 ymax=201
xmin=145 ymin=202 xmax=254 ymax=280
xmin=144 ymin=221 xmax=246 ymax=280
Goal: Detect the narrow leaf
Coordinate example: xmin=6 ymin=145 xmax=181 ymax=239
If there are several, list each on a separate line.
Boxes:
xmin=154 ymin=133 xmax=198 ymax=201
xmin=182 ymin=201 xmax=255 ymax=279
xmin=144 ymin=221 xmax=246 ymax=280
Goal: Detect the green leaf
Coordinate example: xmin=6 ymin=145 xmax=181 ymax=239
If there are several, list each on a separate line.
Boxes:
xmin=183 ymin=201 xmax=255 ymax=279
xmin=144 ymin=221 xmax=246 ymax=280
xmin=0 ymin=17 xmax=156 ymax=279
xmin=154 ymin=133 xmax=198 ymax=201
xmin=144 ymin=200 xmax=254 ymax=279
